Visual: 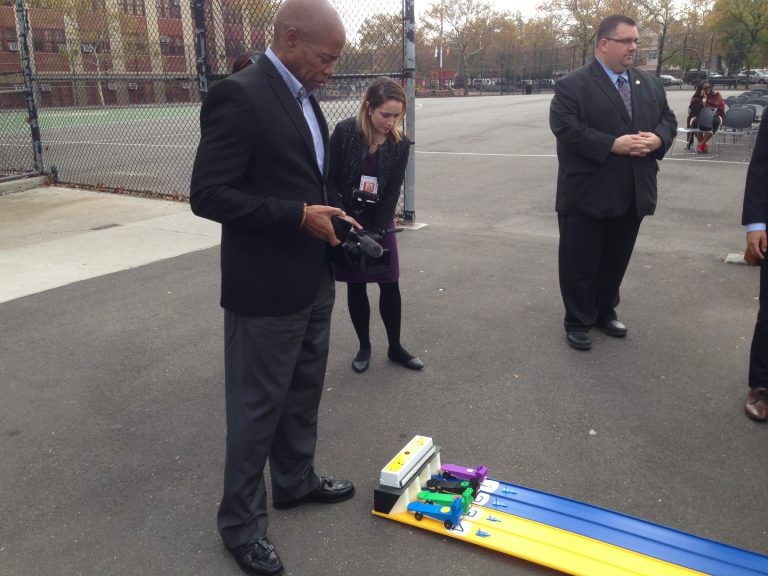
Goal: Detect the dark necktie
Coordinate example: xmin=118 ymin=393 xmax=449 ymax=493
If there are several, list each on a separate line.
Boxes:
xmin=617 ymin=76 xmax=632 ymax=118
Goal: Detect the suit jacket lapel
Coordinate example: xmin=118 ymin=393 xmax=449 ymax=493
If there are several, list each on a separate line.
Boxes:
xmin=309 ymin=93 xmax=329 ymax=178
xmin=259 ymin=58 xmax=320 ymax=176
xmin=592 ymin=59 xmax=632 ymax=126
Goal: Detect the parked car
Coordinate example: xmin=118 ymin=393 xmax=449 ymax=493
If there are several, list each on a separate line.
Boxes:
xmin=737 ymin=69 xmax=768 ymax=83
xmin=658 ymin=74 xmax=682 ymax=87
xmin=682 ymin=69 xmax=724 ymax=85
xmin=683 ymin=69 xmax=708 ymax=85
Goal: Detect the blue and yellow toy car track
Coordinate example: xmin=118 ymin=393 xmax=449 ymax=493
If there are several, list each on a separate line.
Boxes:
xmin=373 ymin=436 xmax=768 ymax=576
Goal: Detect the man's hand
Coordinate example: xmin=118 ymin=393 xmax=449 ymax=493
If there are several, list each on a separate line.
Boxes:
xmin=301 ymin=205 xmax=361 ymax=246
xmin=746 ymin=230 xmax=767 ymax=265
xmin=634 ymin=131 xmax=662 ymax=156
xmin=612 ymin=132 xmax=662 ymax=157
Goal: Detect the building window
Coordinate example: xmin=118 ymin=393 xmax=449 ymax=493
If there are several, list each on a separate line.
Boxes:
xmin=222 ymin=4 xmax=240 ymax=24
xmin=33 ymin=28 xmax=66 ymax=53
xmin=156 ymin=0 xmax=181 ymax=18
xmin=1 ymin=27 xmax=18 ymax=52
xmin=160 ymin=34 xmax=184 ymax=56
xmin=121 ymin=0 xmax=145 ymax=16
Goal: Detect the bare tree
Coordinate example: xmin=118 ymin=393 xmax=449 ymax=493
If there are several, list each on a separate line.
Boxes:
xmin=421 ymin=0 xmax=492 ymax=94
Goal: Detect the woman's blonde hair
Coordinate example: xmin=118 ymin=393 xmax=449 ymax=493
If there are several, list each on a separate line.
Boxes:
xmin=357 ymin=76 xmax=407 ymax=146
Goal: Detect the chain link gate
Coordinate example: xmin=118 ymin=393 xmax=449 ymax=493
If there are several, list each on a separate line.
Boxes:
xmin=0 ymin=0 xmax=412 ymax=215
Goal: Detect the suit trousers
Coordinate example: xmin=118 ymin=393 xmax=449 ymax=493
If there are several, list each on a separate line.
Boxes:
xmin=749 ymin=256 xmax=768 ymax=388
xmin=217 ymin=269 xmax=334 ymax=549
xmin=558 ymin=211 xmax=643 ymax=332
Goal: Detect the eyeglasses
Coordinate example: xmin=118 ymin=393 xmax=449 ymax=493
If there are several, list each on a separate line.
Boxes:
xmin=604 ymin=37 xmax=640 ymax=46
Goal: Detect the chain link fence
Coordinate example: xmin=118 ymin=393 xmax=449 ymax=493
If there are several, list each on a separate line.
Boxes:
xmin=0 ymin=0 xmax=408 ymax=201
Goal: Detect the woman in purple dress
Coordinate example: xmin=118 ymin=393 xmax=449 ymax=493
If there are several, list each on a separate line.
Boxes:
xmin=327 ymin=77 xmax=423 ymax=373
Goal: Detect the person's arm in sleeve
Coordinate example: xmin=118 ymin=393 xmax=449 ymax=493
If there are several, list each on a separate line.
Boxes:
xmin=373 ymin=140 xmax=410 ymax=232
xmin=743 ymin=113 xmax=768 ymax=262
xmin=549 ymin=79 xmax=616 ymax=164
xmin=189 ymin=80 xmax=304 ymax=235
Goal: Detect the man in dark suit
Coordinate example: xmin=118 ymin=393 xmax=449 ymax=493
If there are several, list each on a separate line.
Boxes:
xmin=549 ymin=14 xmax=677 ymax=351
xmin=189 ymin=1 xmax=356 ymax=574
xmin=742 ymin=112 xmax=768 ymax=421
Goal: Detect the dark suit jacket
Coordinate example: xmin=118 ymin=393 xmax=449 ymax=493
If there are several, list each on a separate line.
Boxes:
xmin=549 ymin=59 xmax=677 ymax=218
xmin=190 ymin=56 xmax=339 ymax=317
xmin=742 ymin=112 xmax=768 ymax=226
xmin=326 ymin=117 xmax=410 ymax=231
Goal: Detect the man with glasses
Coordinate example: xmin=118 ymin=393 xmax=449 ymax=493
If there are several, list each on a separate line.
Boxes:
xmin=550 ymin=14 xmax=677 ymax=351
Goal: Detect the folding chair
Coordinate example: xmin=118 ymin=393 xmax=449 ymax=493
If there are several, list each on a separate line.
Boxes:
xmin=715 ymin=107 xmax=756 ymax=159
xmin=671 ymin=107 xmax=717 ymax=155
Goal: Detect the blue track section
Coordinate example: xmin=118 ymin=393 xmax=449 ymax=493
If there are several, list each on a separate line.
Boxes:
xmin=483 ymin=478 xmax=768 ymax=576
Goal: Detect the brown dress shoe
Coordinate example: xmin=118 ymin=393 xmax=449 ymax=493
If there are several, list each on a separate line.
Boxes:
xmin=745 ymin=387 xmax=768 ymax=421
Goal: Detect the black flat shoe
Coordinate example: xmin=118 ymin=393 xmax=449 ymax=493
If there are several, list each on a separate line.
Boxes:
xmin=228 ymin=538 xmax=284 ymax=576
xmin=273 ymin=476 xmax=355 ymax=509
xmin=596 ymin=319 xmax=627 ymax=338
xmin=351 ymin=348 xmax=370 ymax=373
xmin=387 ymin=346 xmax=424 ymax=370
xmin=566 ymin=331 xmax=591 ymax=350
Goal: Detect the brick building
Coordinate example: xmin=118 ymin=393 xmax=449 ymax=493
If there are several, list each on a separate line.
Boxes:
xmin=0 ymin=0 xmax=270 ymax=108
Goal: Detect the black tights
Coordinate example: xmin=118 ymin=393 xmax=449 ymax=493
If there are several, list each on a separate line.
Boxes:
xmin=346 ymin=281 xmax=402 ymax=350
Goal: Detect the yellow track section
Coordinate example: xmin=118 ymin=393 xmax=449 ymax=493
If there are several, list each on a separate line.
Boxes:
xmin=372 ymin=506 xmax=709 ymax=576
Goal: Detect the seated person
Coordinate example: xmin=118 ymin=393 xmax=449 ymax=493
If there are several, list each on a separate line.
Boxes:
xmin=687 ymin=81 xmax=726 ymax=154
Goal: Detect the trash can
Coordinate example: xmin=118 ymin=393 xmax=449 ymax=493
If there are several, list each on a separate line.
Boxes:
xmin=525 ymin=83 xmax=532 ymax=95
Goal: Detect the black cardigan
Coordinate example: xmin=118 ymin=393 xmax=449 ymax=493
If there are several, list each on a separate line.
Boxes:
xmin=326 ymin=117 xmax=410 ymax=231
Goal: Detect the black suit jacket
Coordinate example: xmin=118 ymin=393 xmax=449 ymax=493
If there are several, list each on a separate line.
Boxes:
xmin=742 ymin=112 xmax=768 ymax=226
xmin=190 ymin=56 xmax=338 ymax=317
xmin=549 ymin=59 xmax=677 ymax=218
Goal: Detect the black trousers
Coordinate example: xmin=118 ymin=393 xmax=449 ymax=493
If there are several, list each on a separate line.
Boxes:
xmin=217 ymin=271 xmax=334 ymax=549
xmin=558 ymin=211 xmax=643 ymax=332
xmin=749 ymin=257 xmax=768 ymax=388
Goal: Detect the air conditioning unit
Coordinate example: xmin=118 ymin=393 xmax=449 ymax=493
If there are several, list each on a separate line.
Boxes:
xmin=173 ymin=0 xmax=180 ymax=5
xmin=107 ymin=83 xmax=117 ymax=91
xmin=14 ymin=84 xmax=25 ymax=91
xmin=159 ymin=35 xmax=170 ymax=43
xmin=8 ymin=42 xmax=19 ymax=51
xmin=40 ymin=84 xmax=52 ymax=92
xmin=127 ymin=82 xmax=138 ymax=90
xmin=180 ymin=82 xmax=190 ymax=89
xmin=81 ymin=44 xmax=94 ymax=53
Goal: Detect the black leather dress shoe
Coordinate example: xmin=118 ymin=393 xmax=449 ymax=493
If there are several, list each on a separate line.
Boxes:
xmin=352 ymin=348 xmax=370 ymax=373
xmin=596 ymin=319 xmax=628 ymax=338
xmin=273 ymin=476 xmax=355 ymax=510
xmin=228 ymin=538 xmax=284 ymax=576
xmin=387 ymin=346 xmax=425 ymax=370
xmin=566 ymin=331 xmax=591 ymax=350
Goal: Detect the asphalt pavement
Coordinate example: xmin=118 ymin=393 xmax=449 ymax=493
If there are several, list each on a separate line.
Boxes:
xmin=1 ymin=90 xmax=767 ymax=576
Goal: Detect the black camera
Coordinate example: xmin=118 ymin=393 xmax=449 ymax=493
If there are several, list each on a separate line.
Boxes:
xmin=348 ymin=188 xmax=378 ymax=218
xmin=340 ymin=229 xmax=391 ymax=274
xmin=329 ymin=217 xmax=391 ymax=275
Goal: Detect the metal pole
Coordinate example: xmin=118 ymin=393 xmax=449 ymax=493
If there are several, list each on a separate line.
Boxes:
xmin=15 ymin=0 xmax=44 ymax=174
xmin=193 ymin=0 xmax=210 ymax=101
xmin=402 ymin=0 xmax=416 ymax=223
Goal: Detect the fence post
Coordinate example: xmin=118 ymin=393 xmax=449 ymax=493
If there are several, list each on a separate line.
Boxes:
xmin=14 ymin=0 xmax=44 ymax=175
xmin=402 ymin=0 xmax=416 ymax=222
xmin=193 ymin=0 xmax=210 ymax=101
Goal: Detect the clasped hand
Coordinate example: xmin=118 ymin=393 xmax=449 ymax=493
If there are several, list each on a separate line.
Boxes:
xmin=612 ymin=132 xmax=662 ymax=157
